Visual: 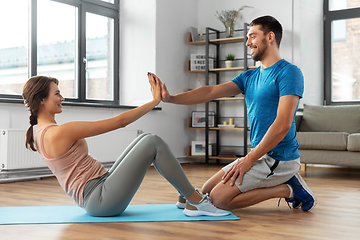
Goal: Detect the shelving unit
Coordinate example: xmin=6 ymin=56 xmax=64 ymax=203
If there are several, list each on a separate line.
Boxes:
xmin=187 ymin=24 xmax=255 ymax=164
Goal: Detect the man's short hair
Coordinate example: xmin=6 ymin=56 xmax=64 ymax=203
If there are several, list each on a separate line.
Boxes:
xmin=249 ymin=15 xmax=283 ymax=47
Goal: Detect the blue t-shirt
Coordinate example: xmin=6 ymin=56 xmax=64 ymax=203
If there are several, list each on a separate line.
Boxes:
xmin=232 ymin=59 xmax=304 ymax=161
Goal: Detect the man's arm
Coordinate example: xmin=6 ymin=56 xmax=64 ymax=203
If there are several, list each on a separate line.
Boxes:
xmin=160 ymin=79 xmax=242 ymax=105
xmin=222 ymin=94 xmax=300 ymax=186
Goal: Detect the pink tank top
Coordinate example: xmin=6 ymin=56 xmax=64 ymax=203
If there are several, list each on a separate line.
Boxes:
xmin=35 ymin=123 xmax=108 ymax=207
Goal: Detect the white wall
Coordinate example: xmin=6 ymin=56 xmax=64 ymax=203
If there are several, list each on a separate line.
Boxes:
xmin=296 ymin=0 xmax=324 ymax=106
xmin=154 ymin=0 xmax=198 ymax=153
xmin=0 ymin=0 xmax=323 ymax=160
xmin=119 ymin=0 xmax=156 ymax=106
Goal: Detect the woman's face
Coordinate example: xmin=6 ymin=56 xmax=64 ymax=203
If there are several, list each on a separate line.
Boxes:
xmin=41 ymin=82 xmax=65 ymax=115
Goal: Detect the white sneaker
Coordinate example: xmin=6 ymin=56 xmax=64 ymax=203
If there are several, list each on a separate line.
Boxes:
xmin=183 ymin=194 xmax=231 ymax=217
xmin=176 ymin=193 xmax=186 ymax=209
xmin=176 ymin=188 xmax=201 ymax=209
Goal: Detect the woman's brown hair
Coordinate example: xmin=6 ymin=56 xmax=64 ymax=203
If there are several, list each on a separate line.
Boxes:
xmin=22 ymin=76 xmax=59 ymax=151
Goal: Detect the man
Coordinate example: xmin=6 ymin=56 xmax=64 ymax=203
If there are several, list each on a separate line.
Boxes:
xmin=156 ymin=15 xmax=316 ymax=212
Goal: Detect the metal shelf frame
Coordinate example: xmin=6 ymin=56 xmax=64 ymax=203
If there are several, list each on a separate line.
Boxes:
xmin=202 ymin=23 xmax=250 ymax=164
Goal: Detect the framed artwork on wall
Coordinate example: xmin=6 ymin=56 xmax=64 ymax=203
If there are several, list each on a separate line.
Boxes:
xmin=192 ymin=111 xmax=215 ymax=127
xmin=191 ymin=141 xmax=212 ymax=156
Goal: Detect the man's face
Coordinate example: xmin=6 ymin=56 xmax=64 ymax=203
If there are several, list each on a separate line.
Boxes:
xmin=246 ymin=25 xmax=269 ymax=62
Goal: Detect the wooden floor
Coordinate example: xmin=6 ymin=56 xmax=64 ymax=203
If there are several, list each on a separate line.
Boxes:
xmin=0 ymin=163 xmax=359 ymax=240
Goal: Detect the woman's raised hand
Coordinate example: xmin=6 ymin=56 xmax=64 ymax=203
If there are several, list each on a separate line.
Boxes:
xmin=147 ymin=72 xmax=161 ymax=103
xmin=147 ymin=72 xmax=170 ymax=102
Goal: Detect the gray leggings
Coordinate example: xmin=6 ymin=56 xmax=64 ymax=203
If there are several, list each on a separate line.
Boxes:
xmin=83 ymin=133 xmax=195 ymax=217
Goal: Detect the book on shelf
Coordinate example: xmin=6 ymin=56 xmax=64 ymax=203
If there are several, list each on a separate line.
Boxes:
xmin=218 ymin=150 xmax=236 ymax=158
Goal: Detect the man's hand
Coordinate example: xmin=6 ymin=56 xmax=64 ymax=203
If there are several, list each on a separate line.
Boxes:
xmin=160 ymin=81 xmax=171 ymax=102
xmin=222 ymin=157 xmax=253 ymax=186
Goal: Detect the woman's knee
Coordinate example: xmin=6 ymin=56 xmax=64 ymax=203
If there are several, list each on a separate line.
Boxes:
xmin=142 ymin=134 xmax=168 ymax=148
xmin=141 ymin=133 xmax=161 ymax=143
xmin=138 ymin=134 xmax=157 ymax=147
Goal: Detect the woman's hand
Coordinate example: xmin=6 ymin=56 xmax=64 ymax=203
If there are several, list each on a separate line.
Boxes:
xmin=222 ymin=157 xmax=253 ymax=186
xmin=147 ymin=72 xmax=161 ymax=103
xmin=147 ymin=72 xmax=170 ymax=102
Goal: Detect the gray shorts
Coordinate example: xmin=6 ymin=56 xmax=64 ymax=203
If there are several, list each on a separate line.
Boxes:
xmin=222 ymin=155 xmax=300 ymax=193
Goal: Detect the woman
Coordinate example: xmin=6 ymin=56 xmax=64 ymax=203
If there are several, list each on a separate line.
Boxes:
xmin=22 ymin=74 xmax=230 ymax=217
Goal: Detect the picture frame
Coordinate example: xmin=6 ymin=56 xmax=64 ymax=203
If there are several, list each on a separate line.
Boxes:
xmin=191 ymin=141 xmax=212 ymax=156
xmin=192 ymin=111 xmax=215 ymax=127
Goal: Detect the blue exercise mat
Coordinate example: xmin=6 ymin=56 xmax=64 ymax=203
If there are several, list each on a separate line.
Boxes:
xmin=0 ymin=204 xmax=239 ymax=225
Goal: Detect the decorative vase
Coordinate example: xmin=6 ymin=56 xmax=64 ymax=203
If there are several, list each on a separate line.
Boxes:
xmin=224 ymin=22 xmax=235 ymax=38
xmin=225 ymin=60 xmax=234 ymax=68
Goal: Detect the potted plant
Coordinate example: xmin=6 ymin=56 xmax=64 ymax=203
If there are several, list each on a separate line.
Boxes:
xmin=225 ymin=53 xmax=235 ymax=68
xmin=215 ymin=6 xmax=253 ymax=38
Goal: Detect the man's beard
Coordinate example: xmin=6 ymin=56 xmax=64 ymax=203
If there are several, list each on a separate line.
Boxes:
xmin=251 ymin=39 xmax=268 ymax=62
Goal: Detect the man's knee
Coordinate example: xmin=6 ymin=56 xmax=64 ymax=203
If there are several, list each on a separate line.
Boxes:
xmin=202 ymin=170 xmax=225 ymax=194
xmin=209 ymin=183 xmax=241 ymax=210
xmin=209 ymin=190 xmax=230 ymax=210
xmin=208 ymin=185 xmax=234 ymax=209
xmin=202 ymin=182 xmax=211 ymax=194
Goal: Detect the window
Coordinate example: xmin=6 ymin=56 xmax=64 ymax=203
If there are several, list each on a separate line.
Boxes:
xmin=0 ymin=1 xmax=29 ymax=96
xmin=0 ymin=0 xmax=119 ymax=107
xmin=324 ymin=0 xmax=360 ymax=104
xmin=85 ymin=12 xmax=114 ymax=100
xmin=329 ymin=0 xmax=360 ymax=10
xmin=37 ymin=0 xmax=78 ymax=99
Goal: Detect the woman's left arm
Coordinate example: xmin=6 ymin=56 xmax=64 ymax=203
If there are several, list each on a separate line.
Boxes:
xmin=53 ymin=73 xmax=161 ymax=143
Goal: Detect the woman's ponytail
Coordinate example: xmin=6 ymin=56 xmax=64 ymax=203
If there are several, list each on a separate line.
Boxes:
xmin=26 ymin=112 xmax=38 ymax=151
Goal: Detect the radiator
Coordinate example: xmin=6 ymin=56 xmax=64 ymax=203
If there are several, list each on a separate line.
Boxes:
xmin=0 ymin=129 xmax=139 ymax=171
